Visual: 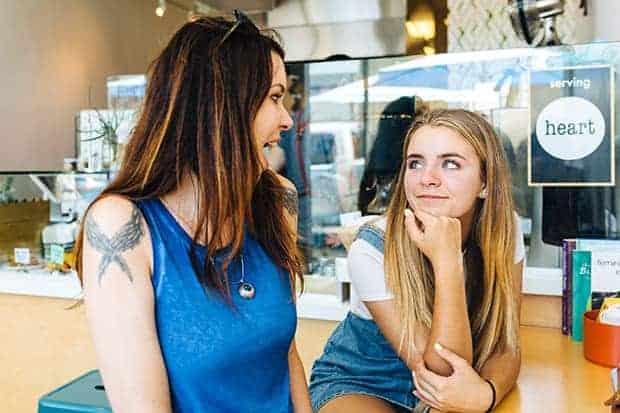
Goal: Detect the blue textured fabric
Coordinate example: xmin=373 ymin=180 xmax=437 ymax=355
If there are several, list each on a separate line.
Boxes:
xmin=136 ymin=199 xmax=296 ymax=413
xmin=356 ymin=224 xmax=385 ymax=252
xmin=308 ymin=224 xmax=417 ymax=412
xmin=308 ymin=313 xmax=416 ymax=412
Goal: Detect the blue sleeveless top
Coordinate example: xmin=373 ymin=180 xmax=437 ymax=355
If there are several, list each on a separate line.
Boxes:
xmin=136 ymin=199 xmax=296 ymax=413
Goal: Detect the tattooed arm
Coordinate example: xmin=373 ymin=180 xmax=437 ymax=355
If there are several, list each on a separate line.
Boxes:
xmin=275 ymin=175 xmax=312 ymax=413
xmin=280 ymin=178 xmax=299 ymax=219
xmin=82 ymin=196 xmax=172 ymax=413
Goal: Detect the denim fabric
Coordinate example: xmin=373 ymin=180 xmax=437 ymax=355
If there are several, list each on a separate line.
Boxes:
xmin=308 ymin=312 xmax=416 ymax=412
xmin=356 ymin=223 xmax=385 ymax=252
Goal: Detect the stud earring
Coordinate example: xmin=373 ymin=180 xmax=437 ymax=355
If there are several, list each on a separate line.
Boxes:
xmin=479 ymin=188 xmax=488 ymax=199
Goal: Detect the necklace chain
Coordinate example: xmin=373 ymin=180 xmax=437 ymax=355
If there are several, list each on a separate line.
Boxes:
xmin=160 ymin=196 xmax=201 ymax=240
xmin=162 ymin=196 xmax=255 ymax=299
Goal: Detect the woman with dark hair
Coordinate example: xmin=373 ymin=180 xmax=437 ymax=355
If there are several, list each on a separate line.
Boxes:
xmin=358 ymin=97 xmax=421 ymax=215
xmin=75 ymin=12 xmax=311 ymax=413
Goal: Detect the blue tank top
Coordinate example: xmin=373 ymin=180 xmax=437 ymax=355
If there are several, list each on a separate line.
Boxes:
xmin=136 ymin=199 xmax=296 ymax=413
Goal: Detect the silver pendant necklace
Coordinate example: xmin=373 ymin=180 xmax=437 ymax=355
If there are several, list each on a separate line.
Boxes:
xmin=210 ymin=254 xmax=256 ymax=300
xmin=160 ymin=197 xmax=255 ymax=299
xmin=236 ymin=255 xmax=256 ymax=299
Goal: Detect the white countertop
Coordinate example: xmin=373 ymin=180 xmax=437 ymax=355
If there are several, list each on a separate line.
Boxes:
xmin=0 ymin=268 xmax=82 ymax=300
xmin=0 ymin=264 xmax=562 ymax=322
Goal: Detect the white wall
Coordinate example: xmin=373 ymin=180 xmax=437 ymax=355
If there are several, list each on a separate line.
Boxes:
xmin=591 ymin=0 xmax=620 ymax=42
xmin=0 ymin=0 xmax=186 ymax=171
xmin=447 ymin=0 xmax=594 ymax=52
xmin=3 ymin=1 xmax=619 ymax=171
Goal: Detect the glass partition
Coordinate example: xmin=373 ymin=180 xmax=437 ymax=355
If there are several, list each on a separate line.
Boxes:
xmin=285 ymin=41 xmax=620 ymax=294
xmin=0 ymin=172 xmax=109 ymax=269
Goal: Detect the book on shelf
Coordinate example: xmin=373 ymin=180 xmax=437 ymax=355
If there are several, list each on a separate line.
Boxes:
xmin=561 ymin=239 xmax=576 ymax=335
xmin=590 ymin=248 xmax=620 ymax=310
xmin=562 ymin=239 xmax=620 ymax=337
xmin=571 ymin=250 xmax=591 ymax=341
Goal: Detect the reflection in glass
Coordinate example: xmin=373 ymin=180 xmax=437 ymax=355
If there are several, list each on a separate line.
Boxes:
xmin=284 ymin=41 xmax=620 ymax=280
xmin=359 ymin=97 xmax=415 ymax=216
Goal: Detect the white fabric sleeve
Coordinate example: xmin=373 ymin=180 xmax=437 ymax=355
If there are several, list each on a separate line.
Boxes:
xmin=347 ymin=214 xmax=523 ymax=302
xmin=347 ymin=238 xmax=393 ymax=301
xmin=513 ymin=212 xmax=525 ymax=264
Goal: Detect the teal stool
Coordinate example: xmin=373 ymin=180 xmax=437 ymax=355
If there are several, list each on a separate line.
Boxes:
xmin=38 ymin=370 xmax=112 ymax=413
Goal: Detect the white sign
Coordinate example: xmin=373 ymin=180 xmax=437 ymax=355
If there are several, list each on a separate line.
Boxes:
xmin=50 ymin=245 xmax=65 ymax=265
xmin=14 ymin=248 xmax=31 ymax=265
xmin=339 ymin=210 xmax=362 ymax=226
xmin=591 ymin=250 xmax=620 ymax=292
xmin=529 ymin=65 xmax=614 ymax=186
xmin=535 ymin=96 xmax=605 ymax=160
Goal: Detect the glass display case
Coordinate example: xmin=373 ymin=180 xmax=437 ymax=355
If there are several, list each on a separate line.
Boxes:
xmin=0 ymin=172 xmax=109 ymax=298
xmin=5 ymin=41 xmax=620 ymax=316
xmin=286 ymin=41 xmax=620 ymax=318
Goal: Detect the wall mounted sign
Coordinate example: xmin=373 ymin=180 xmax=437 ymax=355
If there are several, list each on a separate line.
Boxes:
xmin=14 ymin=248 xmax=30 ymax=265
xmin=50 ymin=244 xmax=65 ymax=265
xmin=529 ymin=65 xmax=615 ymax=186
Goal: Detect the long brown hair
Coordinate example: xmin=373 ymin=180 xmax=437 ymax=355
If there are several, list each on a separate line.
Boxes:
xmin=384 ymin=109 xmax=518 ymax=370
xmin=75 ymin=15 xmax=304 ymax=299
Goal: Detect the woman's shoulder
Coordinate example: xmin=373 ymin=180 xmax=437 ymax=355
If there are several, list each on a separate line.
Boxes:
xmin=88 ymin=194 xmax=137 ymax=219
xmin=347 ymin=224 xmax=389 ymax=298
xmin=356 ymin=216 xmax=387 ymax=242
xmin=350 ymin=216 xmax=387 ymax=260
xmin=275 ymin=173 xmax=296 ymax=192
xmin=84 ymin=195 xmax=152 ymax=265
xmin=369 ymin=216 xmax=388 ymax=231
xmin=274 ymin=174 xmax=298 ymax=227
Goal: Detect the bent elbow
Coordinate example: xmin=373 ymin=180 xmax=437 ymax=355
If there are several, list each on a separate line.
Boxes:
xmin=422 ymin=350 xmax=454 ymax=377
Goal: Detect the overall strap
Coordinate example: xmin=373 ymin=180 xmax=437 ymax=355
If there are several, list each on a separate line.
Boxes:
xmin=356 ymin=223 xmax=385 ymax=253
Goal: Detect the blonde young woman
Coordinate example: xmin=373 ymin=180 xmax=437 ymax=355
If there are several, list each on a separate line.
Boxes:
xmin=309 ymin=109 xmax=524 ymax=413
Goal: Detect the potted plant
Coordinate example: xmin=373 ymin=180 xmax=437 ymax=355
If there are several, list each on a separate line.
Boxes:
xmin=76 ymin=108 xmax=134 ymax=171
xmin=0 ymin=177 xmax=15 ymax=203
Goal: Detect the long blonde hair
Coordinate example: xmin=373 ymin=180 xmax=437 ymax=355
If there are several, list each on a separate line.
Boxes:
xmin=384 ymin=109 xmax=518 ymax=370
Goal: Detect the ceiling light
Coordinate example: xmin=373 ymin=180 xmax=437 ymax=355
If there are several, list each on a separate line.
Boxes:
xmin=155 ymin=0 xmax=166 ymax=17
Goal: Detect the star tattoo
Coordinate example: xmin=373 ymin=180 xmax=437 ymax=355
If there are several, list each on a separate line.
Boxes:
xmin=86 ymin=206 xmax=144 ymax=285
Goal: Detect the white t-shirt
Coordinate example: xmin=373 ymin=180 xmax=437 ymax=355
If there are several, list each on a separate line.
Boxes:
xmin=348 ymin=213 xmax=526 ymax=320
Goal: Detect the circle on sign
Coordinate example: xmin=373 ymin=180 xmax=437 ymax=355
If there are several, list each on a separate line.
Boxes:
xmin=535 ymin=96 xmax=605 ymax=161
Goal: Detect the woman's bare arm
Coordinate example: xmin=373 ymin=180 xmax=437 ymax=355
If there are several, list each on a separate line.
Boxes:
xmin=403 ymin=209 xmax=473 ymax=375
xmin=288 ymin=340 xmax=312 ymax=413
xmin=424 ymin=259 xmax=473 ymax=375
xmin=478 ymin=260 xmax=524 ymax=404
xmin=277 ymin=174 xmax=312 ymax=412
xmin=82 ymin=196 xmax=172 ymax=413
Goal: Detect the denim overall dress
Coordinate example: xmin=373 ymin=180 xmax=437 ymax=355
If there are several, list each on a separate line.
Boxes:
xmin=309 ymin=224 xmax=418 ymax=412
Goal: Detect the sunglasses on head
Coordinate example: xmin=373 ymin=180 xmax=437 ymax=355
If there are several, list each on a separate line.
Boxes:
xmin=217 ymin=9 xmax=257 ymax=47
